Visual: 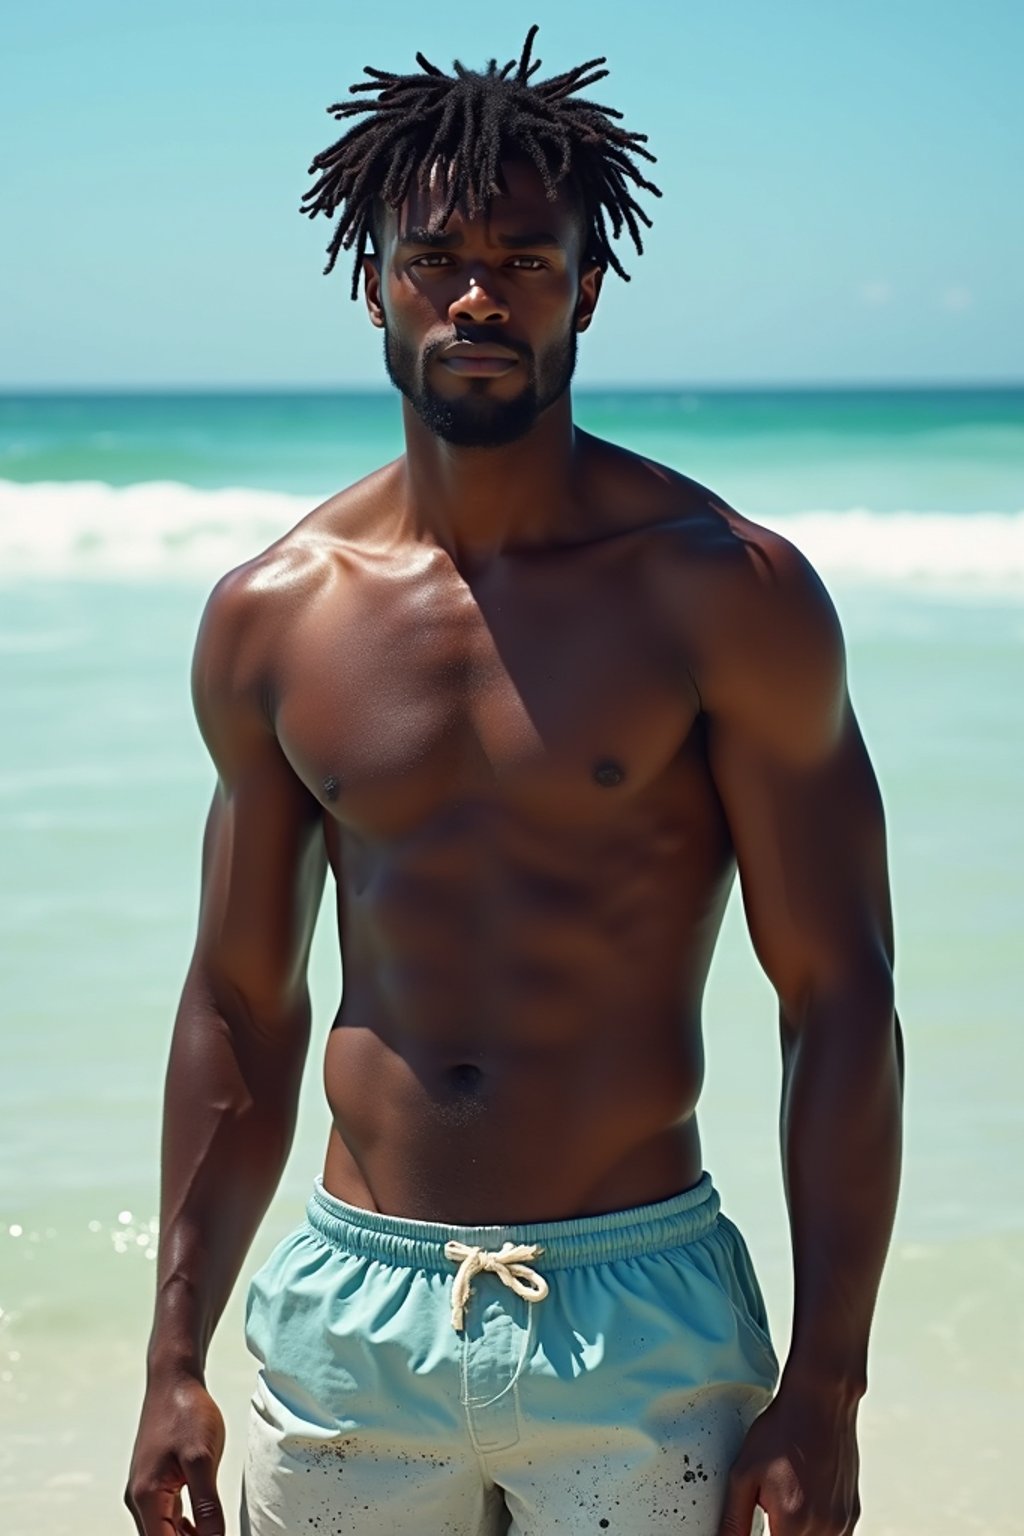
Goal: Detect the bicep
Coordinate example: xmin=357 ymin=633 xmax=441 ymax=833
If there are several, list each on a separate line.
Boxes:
xmin=188 ymin=575 xmax=328 ymax=1027
xmin=709 ymin=705 xmax=893 ymax=1012
xmin=194 ymin=743 xmax=328 ymax=1024
xmin=700 ymin=543 xmax=893 ymax=1012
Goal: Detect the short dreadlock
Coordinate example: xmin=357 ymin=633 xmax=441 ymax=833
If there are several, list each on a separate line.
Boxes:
xmin=301 ymin=25 xmax=661 ymax=299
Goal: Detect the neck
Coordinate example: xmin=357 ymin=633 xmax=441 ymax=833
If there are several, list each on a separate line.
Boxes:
xmin=399 ymin=392 xmax=578 ymax=567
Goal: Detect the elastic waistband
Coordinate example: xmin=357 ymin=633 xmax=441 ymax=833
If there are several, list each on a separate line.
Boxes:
xmin=306 ymin=1174 xmax=720 ymax=1272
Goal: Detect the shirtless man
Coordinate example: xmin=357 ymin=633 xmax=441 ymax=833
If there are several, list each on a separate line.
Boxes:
xmin=126 ymin=30 xmax=902 ymax=1536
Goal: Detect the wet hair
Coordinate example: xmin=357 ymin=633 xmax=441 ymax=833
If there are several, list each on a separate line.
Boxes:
xmin=300 ymin=25 xmax=661 ymax=298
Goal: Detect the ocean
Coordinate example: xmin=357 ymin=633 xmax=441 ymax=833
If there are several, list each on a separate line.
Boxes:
xmin=1 ymin=387 xmax=1022 ymax=1535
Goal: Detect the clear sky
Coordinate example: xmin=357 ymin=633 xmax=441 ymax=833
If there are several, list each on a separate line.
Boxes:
xmin=2 ymin=0 xmax=1021 ymax=387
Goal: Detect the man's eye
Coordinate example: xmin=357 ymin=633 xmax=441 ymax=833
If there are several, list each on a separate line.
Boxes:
xmin=411 ymin=254 xmax=453 ymax=268
xmin=509 ymin=257 xmax=545 ymax=270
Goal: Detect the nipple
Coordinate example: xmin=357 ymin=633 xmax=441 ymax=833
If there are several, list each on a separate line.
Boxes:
xmin=593 ymin=759 xmax=625 ymax=788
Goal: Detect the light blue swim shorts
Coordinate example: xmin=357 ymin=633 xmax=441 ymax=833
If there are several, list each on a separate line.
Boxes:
xmin=242 ymin=1175 xmax=778 ymax=1535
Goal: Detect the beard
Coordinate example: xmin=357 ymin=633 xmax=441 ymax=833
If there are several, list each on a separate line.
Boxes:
xmin=383 ymin=323 xmax=578 ymax=448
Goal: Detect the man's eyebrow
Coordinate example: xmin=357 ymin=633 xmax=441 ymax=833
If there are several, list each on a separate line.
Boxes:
xmin=496 ymin=231 xmax=563 ymax=249
xmin=396 ymin=227 xmax=460 ymax=249
xmin=394 ymin=228 xmax=565 ymax=250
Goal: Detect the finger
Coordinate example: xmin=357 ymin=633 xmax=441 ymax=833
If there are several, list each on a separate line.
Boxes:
xmin=182 ymin=1458 xmax=225 ymax=1536
xmin=717 ymin=1471 xmax=759 ymax=1536
xmin=130 ymin=1485 xmax=184 ymax=1536
xmin=123 ymin=1483 xmax=144 ymax=1536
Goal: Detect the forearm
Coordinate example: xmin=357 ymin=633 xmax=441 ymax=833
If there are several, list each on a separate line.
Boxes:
xmin=779 ymin=968 xmax=904 ymax=1398
xmin=147 ymin=973 xmax=310 ymax=1379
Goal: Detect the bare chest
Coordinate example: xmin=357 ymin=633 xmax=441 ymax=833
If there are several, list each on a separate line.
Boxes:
xmin=273 ymin=555 xmax=700 ymax=838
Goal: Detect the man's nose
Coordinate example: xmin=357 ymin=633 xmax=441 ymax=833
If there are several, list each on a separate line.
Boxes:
xmin=450 ymin=272 xmax=509 ymax=325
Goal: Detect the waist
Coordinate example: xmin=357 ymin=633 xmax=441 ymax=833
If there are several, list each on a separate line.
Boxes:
xmin=306 ymin=1172 xmax=721 ymax=1272
xmin=321 ymin=1009 xmax=707 ymax=1221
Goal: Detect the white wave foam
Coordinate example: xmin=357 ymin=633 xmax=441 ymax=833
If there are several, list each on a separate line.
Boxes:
xmin=772 ymin=509 xmax=1024 ymax=588
xmin=2 ymin=480 xmax=1023 ymax=589
xmin=0 ymin=481 xmax=302 ymax=582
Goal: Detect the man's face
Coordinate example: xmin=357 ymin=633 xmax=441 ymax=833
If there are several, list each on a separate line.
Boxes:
xmin=364 ymin=160 xmax=602 ymax=448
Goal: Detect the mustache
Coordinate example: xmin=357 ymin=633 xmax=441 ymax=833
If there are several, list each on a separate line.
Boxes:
xmin=421 ymin=331 xmax=534 ymax=366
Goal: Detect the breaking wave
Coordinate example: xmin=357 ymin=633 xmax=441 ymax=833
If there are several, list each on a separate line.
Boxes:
xmin=2 ymin=480 xmax=1023 ymax=590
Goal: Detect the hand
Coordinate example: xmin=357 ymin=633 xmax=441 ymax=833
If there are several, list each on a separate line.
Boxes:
xmin=125 ymin=1371 xmax=226 ymax=1536
xmin=717 ymin=1382 xmax=861 ymax=1535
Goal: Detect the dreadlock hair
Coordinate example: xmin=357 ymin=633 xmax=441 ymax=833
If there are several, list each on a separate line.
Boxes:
xmin=300 ymin=25 xmax=661 ymax=299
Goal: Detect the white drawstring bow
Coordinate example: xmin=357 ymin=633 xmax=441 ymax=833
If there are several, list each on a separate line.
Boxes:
xmin=443 ymin=1240 xmax=549 ymax=1331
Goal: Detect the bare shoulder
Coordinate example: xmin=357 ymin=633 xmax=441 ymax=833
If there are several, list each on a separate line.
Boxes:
xmin=586 ymin=433 xmax=833 ymax=605
xmin=658 ymin=485 xmax=847 ymax=761
xmin=654 ymin=482 xmax=841 ymax=660
xmin=588 ymin=436 xmax=847 ymax=753
xmin=192 ymin=460 xmax=402 ymax=727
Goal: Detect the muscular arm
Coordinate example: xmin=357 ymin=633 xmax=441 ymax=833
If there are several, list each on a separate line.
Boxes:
xmin=695 ymin=528 xmax=903 ymax=1533
xmin=127 ymin=566 xmax=328 ymax=1536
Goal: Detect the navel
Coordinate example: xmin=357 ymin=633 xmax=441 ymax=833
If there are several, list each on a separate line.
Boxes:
xmin=592 ymin=758 xmax=625 ymax=788
xmin=447 ymin=1063 xmax=485 ymax=1094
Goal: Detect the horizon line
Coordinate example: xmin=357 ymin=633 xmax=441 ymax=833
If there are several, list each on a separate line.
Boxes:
xmin=1 ymin=378 xmax=1023 ymax=397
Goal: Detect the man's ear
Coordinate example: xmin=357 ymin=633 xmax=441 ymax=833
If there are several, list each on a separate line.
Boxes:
xmin=575 ymin=263 xmax=603 ymax=333
xmin=363 ymin=256 xmax=385 ymax=329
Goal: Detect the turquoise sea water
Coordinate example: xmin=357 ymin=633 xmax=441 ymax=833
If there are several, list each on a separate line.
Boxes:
xmin=1 ymin=389 xmax=1022 ymax=1534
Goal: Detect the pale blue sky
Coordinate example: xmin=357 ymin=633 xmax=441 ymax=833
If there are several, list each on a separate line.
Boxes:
xmin=2 ymin=0 xmax=1021 ymax=387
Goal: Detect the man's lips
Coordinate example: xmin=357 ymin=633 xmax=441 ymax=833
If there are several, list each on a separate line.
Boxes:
xmin=437 ymin=342 xmax=521 ymax=377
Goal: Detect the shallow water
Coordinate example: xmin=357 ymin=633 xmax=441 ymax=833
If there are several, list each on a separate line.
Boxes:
xmin=1 ymin=389 xmax=1021 ymax=1533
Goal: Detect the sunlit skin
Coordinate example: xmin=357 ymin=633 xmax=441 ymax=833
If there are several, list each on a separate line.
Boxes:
xmin=126 ymin=160 xmax=903 ymax=1536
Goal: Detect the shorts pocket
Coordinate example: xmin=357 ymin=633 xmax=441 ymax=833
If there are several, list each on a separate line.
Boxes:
xmin=712 ymin=1216 xmax=779 ymax=1384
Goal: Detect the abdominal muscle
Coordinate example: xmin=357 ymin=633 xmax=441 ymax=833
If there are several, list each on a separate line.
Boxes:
xmin=320 ymin=918 xmax=712 ymax=1225
xmin=317 ymin=766 xmax=734 ymax=1224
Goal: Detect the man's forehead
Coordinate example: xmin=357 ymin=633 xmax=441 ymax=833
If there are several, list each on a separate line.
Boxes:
xmin=384 ymin=158 xmax=579 ymax=245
